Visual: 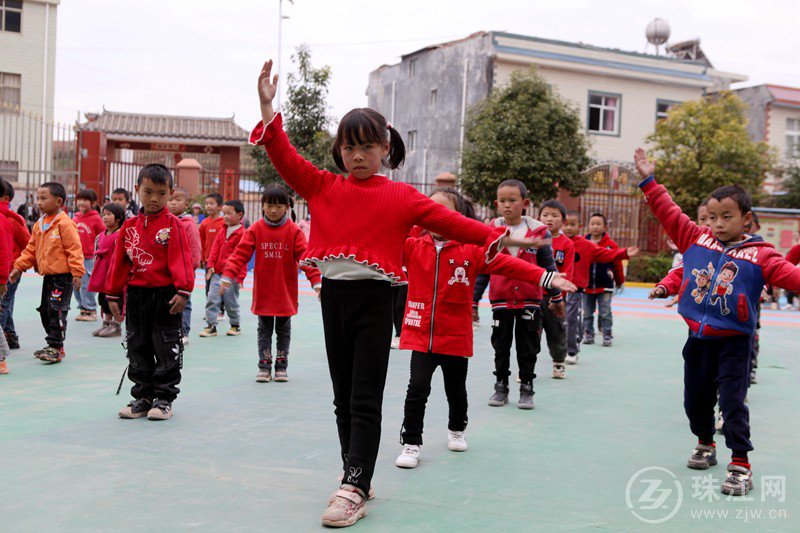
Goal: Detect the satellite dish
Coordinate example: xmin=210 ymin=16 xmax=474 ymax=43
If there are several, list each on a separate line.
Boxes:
xmin=646 ymin=18 xmax=671 ymax=46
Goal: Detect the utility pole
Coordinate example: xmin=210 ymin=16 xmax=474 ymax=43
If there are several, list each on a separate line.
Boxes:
xmin=276 ymin=0 xmax=293 ymax=110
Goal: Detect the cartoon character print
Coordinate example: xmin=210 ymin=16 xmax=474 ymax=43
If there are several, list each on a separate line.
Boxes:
xmin=709 ymin=261 xmax=739 ymax=316
xmin=124 ymin=227 xmax=154 ymax=268
xmin=447 ymin=258 xmax=471 ymax=286
xmin=155 ymin=227 xmax=171 ymax=246
xmin=554 ymin=249 xmax=565 ymax=267
xmin=690 ymin=262 xmax=715 ymax=304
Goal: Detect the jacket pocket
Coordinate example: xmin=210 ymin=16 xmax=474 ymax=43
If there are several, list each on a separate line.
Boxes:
xmin=737 ymin=294 xmax=749 ymax=323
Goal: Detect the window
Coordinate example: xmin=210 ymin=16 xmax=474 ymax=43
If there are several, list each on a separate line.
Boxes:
xmin=407 ymin=130 xmax=417 ymax=152
xmin=787 ymin=118 xmax=800 ymax=159
xmin=430 ymin=89 xmax=437 ymax=106
xmin=588 ymin=92 xmax=621 ymax=135
xmin=0 ymin=72 xmax=21 ymax=111
xmin=408 ymin=58 xmax=417 ymax=78
xmin=656 ymin=100 xmax=679 ymax=122
xmin=1 ymin=1 xmax=22 ymax=33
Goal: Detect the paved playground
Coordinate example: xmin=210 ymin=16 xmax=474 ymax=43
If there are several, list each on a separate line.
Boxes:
xmin=1 ymin=275 xmax=797 ymax=532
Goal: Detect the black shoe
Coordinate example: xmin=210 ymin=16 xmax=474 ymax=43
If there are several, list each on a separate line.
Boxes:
xmin=518 ymin=382 xmax=535 ymax=410
xmin=488 ymin=381 xmax=509 ymax=406
xmin=5 ymin=332 xmax=20 ymax=350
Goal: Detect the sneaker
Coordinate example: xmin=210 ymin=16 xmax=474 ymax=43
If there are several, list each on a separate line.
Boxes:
xmin=92 ymin=321 xmax=110 ymax=337
xmin=488 ymin=381 xmax=509 ymax=406
xmin=565 ymin=353 xmax=578 ymax=365
xmin=98 ymin=321 xmax=122 ymax=338
xmin=33 ymin=346 xmax=49 ymax=358
xmin=721 ymin=464 xmax=753 ymax=496
xmin=515 ymin=375 xmax=521 ymax=383
xmin=395 ymin=444 xmax=421 ymax=468
xmin=0 ymin=360 xmax=8 ymax=374
xmin=147 ymin=399 xmax=173 ymax=420
xmin=320 ymin=487 xmax=367 ymax=527
xmin=471 ymin=307 xmax=480 ymax=325
xmin=182 ymin=336 xmax=189 ymax=346
xmin=687 ymin=443 xmax=718 ymax=470
xmin=226 ymin=325 xmax=241 ymax=336
xmin=256 ymin=369 xmax=271 ymax=382
xmin=552 ymin=363 xmax=566 ymax=379
xmin=329 ymin=479 xmax=375 ymax=505
xmin=76 ymin=310 xmax=97 ymax=322
xmin=518 ymin=382 xmax=535 ymax=410
xmin=447 ymin=430 xmax=468 ymax=452
xmin=274 ymin=370 xmax=288 ymax=382
xmin=390 ymin=336 xmax=400 ymax=350
xmin=199 ymin=326 xmax=217 ymax=337
xmin=5 ymin=332 xmax=20 ymax=350
xmin=119 ymin=398 xmax=152 ymax=419
xmin=583 ymin=333 xmax=595 ymax=345
xmin=715 ymin=412 xmax=724 ymax=433
xmin=602 ymin=335 xmax=612 ymax=347
xmin=37 ymin=346 xmax=64 ymax=363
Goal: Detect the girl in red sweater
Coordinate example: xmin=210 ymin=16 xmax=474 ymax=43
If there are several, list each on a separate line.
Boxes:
xmin=395 ymin=189 xmax=576 ymax=469
xmin=221 ymin=184 xmax=321 ymax=383
xmin=254 ymin=59 xmax=539 ymax=527
xmin=88 ymin=203 xmax=125 ymax=337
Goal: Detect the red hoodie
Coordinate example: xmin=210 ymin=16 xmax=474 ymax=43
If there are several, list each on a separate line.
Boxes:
xmin=0 ymin=215 xmax=11 ymax=284
xmin=552 ymin=233 xmax=575 ymax=281
xmin=178 ymin=214 xmax=202 ymax=269
xmin=400 ymin=234 xmax=556 ymax=357
xmin=199 ymin=215 xmax=226 ymax=263
xmin=105 ymin=208 xmax=195 ymax=300
xmin=787 ymin=244 xmax=800 ymax=266
xmin=222 ymin=217 xmax=321 ymax=317
xmin=585 ymin=232 xmax=625 ymax=294
xmin=208 ymin=224 xmax=246 ymax=283
xmin=0 ymin=200 xmax=30 ymax=260
xmin=569 ymin=235 xmax=630 ymax=289
xmin=73 ymin=210 xmax=106 ymax=259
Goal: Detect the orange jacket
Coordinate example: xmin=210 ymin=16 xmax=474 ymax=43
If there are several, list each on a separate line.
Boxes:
xmin=14 ymin=211 xmax=85 ymax=278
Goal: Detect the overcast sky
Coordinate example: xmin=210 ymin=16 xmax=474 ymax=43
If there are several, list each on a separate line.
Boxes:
xmin=53 ymin=0 xmax=800 ymax=129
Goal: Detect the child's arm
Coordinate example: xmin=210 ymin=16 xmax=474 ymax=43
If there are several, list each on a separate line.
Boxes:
xmin=651 ymin=265 xmax=683 ymax=299
xmin=61 ymin=221 xmax=86 ymax=287
xmin=105 ymin=225 xmax=134 ymax=300
xmin=221 ymin=228 xmax=256 ymax=288
xmin=762 ymin=251 xmax=800 ymax=294
xmin=478 ymin=248 xmax=577 ymax=294
xmin=562 ymin=242 xmax=575 ymax=281
xmin=634 ymin=148 xmax=703 ymax=253
xmin=588 ymin=240 xmax=638 ymax=263
xmin=787 ymin=243 xmax=800 ymax=266
xmin=533 ymin=230 xmax=563 ymax=302
xmin=206 ymin=231 xmax=225 ymax=279
xmin=294 ymin=227 xmax=321 ymax=291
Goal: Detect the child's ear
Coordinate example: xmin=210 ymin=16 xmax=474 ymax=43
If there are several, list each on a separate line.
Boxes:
xmin=523 ymin=198 xmax=531 ymax=208
xmin=743 ymin=211 xmax=753 ymax=229
xmin=134 ymin=184 xmax=140 ymax=194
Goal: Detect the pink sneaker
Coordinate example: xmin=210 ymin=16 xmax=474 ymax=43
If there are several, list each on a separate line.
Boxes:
xmin=321 ymin=487 xmax=367 ymax=527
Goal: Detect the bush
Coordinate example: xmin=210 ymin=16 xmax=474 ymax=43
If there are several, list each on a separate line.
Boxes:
xmin=626 ymin=252 xmax=675 ymax=283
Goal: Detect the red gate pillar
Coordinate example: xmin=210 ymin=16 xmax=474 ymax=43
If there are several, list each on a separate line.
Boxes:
xmin=219 ymin=146 xmax=241 ymax=199
xmin=79 ymin=130 xmax=107 ymax=196
xmin=176 ymin=158 xmax=202 ymax=198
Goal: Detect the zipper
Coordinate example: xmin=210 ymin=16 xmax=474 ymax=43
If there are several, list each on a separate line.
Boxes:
xmin=428 ymin=247 xmax=442 ymax=352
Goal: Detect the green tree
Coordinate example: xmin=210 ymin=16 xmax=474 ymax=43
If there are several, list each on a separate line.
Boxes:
xmin=251 ymin=44 xmax=336 ymax=187
xmin=647 ymin=92 xmax=774 ymax=213
xmin=771 ymin=164 xmax=800 ymax=209
xmin=460 ymin=68 xmax=591 ymax=206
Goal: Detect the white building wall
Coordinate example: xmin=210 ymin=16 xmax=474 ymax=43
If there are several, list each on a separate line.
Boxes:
xmin=768 ymin=106 xmax=800 ymax=163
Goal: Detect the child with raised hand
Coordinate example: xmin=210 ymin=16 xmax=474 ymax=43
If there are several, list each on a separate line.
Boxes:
xmin=106 ymin=164 xmax=194 ymax=421
xmin=635 ymin=147 xmax=800 ymax=496
xmin=200 ymin=200 xmax=246 ymax=337
xmin=583 ymin=213 xmax=625 ymax=347
xmin=395 ymin=188 xmax=576 ymax=468
xmin=0 ymin=179 xmax=30 ymax=350
xmin=221 ymin=184 xmax=321 ymax=383
xmin=9 ymin=182 xmax=85 ymax=363
xmin=73 ymin=188 xmax=106 ymax=322
xmin=89 ymin=203 xmax=125 ymax=337
xmin=254 ymin=59 xmax=541 ymax=527
xmin=168 ymin=186 xmax=202 ymax=343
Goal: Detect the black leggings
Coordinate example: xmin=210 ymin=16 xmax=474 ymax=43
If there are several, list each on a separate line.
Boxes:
xmin=320 ymin=278 xmax=393 ymax=495
xmin=257 ymin=315 xmax=291 ymax=370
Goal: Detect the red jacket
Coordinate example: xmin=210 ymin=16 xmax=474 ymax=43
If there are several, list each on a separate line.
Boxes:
xmin=400 ymin=234 xmax=555 ymax=357
xmin=179 ymin=214 xmax=202 ymax=269
xmin=552 ymin=233 xmax=575 ymax=281
xmin=73 ymin=210 xmax=106 ymax=259
xmin=488 ymin=217 xmax=561 ymax=310
xmin=88 ymin=229 xmax=120 ymax=293
xmin=787 ymin=244 xmax=800 ymax=266
xmin=585 ymin=232 xmax=625 ymax=294
xmin=208 ymin=224 xmax=246 ymax=283
xmin=199 ymin=215 xmax=226 ymax=262
xmin=222 ymin=217 xmax=321 ymax=317
xmin=569 ymin=235 xmax=630 ymax=289
xmin=0 ymin=215 xmax=11 ymax=284
xmin=0 ymin=201 xmax=30 ymax=260
xmin=105 ymin=208 xmax=195 ymax=300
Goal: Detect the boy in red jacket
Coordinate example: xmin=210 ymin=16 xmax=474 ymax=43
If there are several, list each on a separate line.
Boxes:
xmin=200 ymin=200 xmax=246 ymax=337
xmin=73 ymin=189 xmax=106 ymax=322
xmin=562 ymin=211 xmax=638 ymax=364
xmin=199 ymin=193 xmax=226 ymax=318
xmin=538 ymin=200 xmax=575 ymax=379
xmin=168 ymin=186 xmax=202 ymax=342
xmin=583 ymin=212 xmax=625 ymax=347
xmin=0 ymin=179 xmax=30 ymax=350
xmin=107 ymin=164 xmax=194 ymax=421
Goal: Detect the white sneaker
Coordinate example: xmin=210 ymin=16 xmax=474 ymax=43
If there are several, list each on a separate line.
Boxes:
xmin=395 ymin=444 xmax=420 ymax=468
xmin=390 ymin=336 xmax=401 ymax=350
xmin=565 ymin=354 xmax=578 ymax=365
xmin=447 ymin=430 xmax=468 ymax=452
xmin=552 ymin=363 xmax=566 ymax=379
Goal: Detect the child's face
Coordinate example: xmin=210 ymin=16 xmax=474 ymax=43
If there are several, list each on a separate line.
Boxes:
xmin=720 ymin=268 xmax=736 ymax=283
xmin=429 ymin=192 xmax=456 ymax=240
xmin=168 ymin=191 xmax=189 ymax=217
xmin=76 ymin=198 xmax=92 ymax=214
xmin=340 ymin=139 xmax=390 ymax=180
xmin=539 ymin=207 xmax=564 ymax=234
xmin=222 ymin=205 xmax=243 ymax=226
xmin=706 ymin=197 xmax=751 ymax=244
xmin=697 ymin=204 xmax=709 ymax=226
xmin=263 ymin=201 xmax=289 ymax=223
xmin=102 ymin=210 xmax=118 ymax=230
xmin=205 ymin=197 xmax=221 ymax=216
xmin=563 ymin=214 xmax=581 ymax=238
xmin=36 ymin=187 xmax=62 ymax=215
xmin=111 ymin=193 xmax=129 ymax=207
xmin=495 ymin=186 xmax=529 ymax=224
xmin=588 ymin=216 xmax=606 ymax=237
xmin=135 ymin=179 xmax=172 ymax=214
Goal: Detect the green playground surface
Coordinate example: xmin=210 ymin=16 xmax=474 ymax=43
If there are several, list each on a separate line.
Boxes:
xmin=1 ymin=276 xmax=798 ymax=532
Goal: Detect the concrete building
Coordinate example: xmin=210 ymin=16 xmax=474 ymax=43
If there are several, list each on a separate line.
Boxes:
xmin=366 ymin=31 xmax=747 ymax=187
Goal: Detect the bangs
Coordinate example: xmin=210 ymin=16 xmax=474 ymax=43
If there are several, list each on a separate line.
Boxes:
xmin=339 ymin=110 xmax=385 ymax=147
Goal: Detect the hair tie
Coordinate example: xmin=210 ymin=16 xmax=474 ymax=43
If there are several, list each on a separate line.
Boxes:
xmin=387 ymin=122 xmax=393 ymax=130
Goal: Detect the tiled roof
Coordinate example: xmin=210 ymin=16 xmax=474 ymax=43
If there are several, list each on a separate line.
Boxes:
xmin=81 ymin=110 xmax=248 ymax=143
xmin=767 ymin=85 xmax=800 ymax=106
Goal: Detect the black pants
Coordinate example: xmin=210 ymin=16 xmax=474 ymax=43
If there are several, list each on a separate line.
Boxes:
xmin=98 ymin=293 xmax=110 ymax=316
xmin=392 ymin=284 xmax=408 ymax=337
xmin=320 ymin=278 xmax=393 ymax=495
xmin=491 ymin=308 xmax=541 ymax=384
xmin=683 ymin=335 xmax=752 ymax=455
xmin=401 ymin=351 xmax=469 ymax=445
xmin=38 ymin=274 xmax=73 ymax=348
xmin=125 ymin=286 xmax=184 ymax=402
xmin=540 ymin=295 xmax=566 ymax=363
xmin=257 ymin=315 xmax=291 ymax=370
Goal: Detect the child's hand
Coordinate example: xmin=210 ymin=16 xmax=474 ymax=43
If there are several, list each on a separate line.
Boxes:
xmin=665 ymin=295 xmax=679 ymax=308
xmin=315 ymin=286 xmax=321 ymax=300
xmin=8 ymin=269 xmax=20 ymax=283
xmin=220 ymin=278 xmax=231 ymax=295
xmin=549 ymin=299 xmax=566 ymax=318
xmin=0 ymin=284 xmax=6 ymax=297
xmin=258 ymin=59 xmax=279 ymax=123
xmin=205 ymin=268 xmax=214 ymax=281
xmin=550 ymin=274 xmax=577 ymax=295
xmin=168 ymin=293 xmax=188 ymax=315
xmin=73 ymin=276 xmax=83 ymax=291
xmin=649 ymin=286 xmax=667 ymax=299
xmin=108 ymin=301 xmax=123 ymax=322
xmin=626 ymin=246 xmax=640 ymax=258
xmin=634 ymin=148 xmax=655 ymax=178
